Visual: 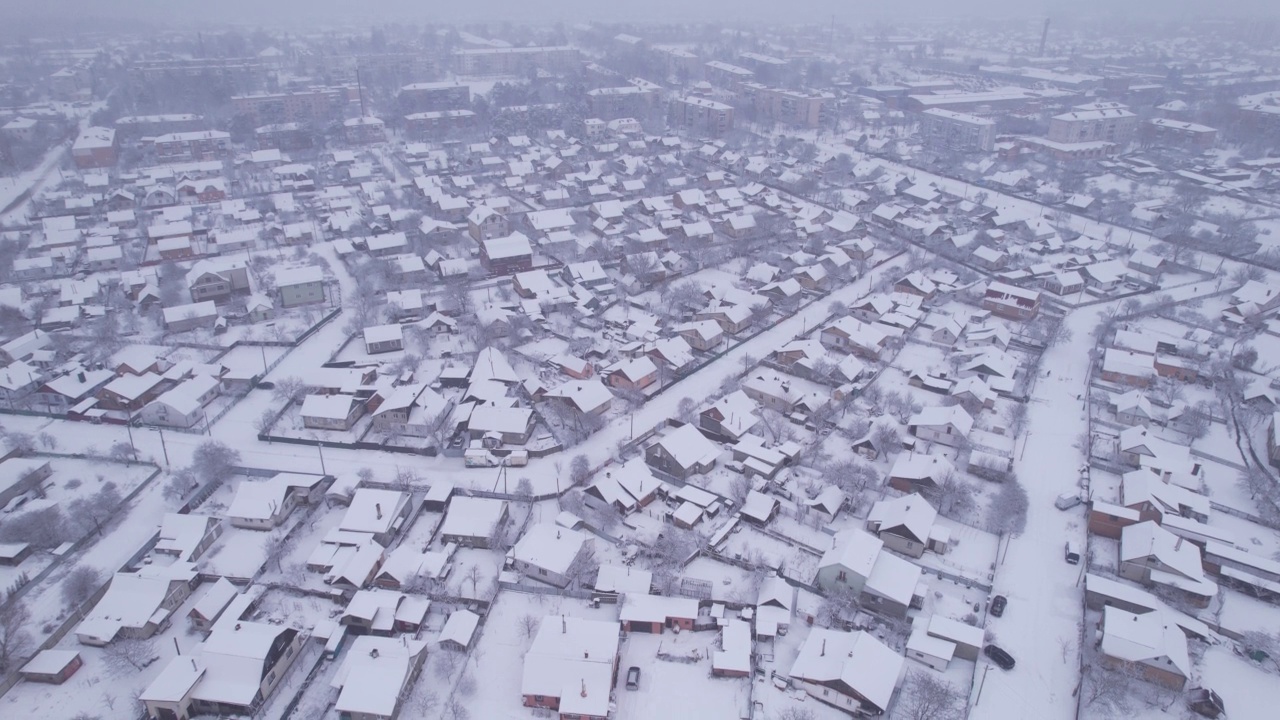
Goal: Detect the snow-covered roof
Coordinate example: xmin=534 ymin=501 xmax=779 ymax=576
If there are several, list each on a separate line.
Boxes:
xmin=513 ymin=524 xmax=589 ymax=576
xmin=789 ymin=629 xmax=904 ymax=712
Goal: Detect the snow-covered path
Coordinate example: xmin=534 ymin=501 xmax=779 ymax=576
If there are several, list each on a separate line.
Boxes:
xmin=972 ymin=279 xmax=1225 ymax=719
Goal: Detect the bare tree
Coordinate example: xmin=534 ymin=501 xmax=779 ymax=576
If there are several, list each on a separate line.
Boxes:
xmin=987 ymin=479 xmax=1029 ymax=536
xmin=108 ymin=441 xmax=137 ymax=464
xmin=0 ymin=603 xmax=32 ymax=672
xmin=190 ymin=440 xmax=241 ymax=485
xmin=870 ymin=422 xmax=901 ymax=456
xmin=105 ymin=638 xmax=156 ymax=676
xmin=924 ymin=469 xmax=977 ymax=520
xmin=520 ymin=614 xmax=540 ymax=639
xmin=896 ymin=670 xmax=965 ymax=720
xmin=569 ymin=454 xmax=591 ymax=487
xmin=62 ymin=566 xmax=102 ymax=607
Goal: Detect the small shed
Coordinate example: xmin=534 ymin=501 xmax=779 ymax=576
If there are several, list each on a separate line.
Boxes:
xmin=439 ymin=609 xmax=481 ymax=651
xmin=906 ymin=626 xmax=955 ymax=671
xmin=21 ymin=650 xmax=83 ymax=684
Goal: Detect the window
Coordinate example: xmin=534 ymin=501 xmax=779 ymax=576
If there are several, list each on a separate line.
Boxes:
xmin=539 ymin=568 xmax=548 ymax=576
xmin=836 ymin=570 xmax=847 ymax=582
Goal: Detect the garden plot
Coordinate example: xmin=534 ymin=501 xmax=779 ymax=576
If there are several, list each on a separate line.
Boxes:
xmin=717 ymin=524 xmax=821 ymax=583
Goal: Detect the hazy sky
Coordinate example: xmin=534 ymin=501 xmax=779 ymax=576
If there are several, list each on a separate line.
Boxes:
xmin=7 ymin=0 xmax=1280 ymax=27
xmin=5 ymin=0 xmax=1279 ymax=28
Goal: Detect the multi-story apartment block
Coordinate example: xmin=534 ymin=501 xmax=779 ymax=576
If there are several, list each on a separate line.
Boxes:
xmin=1048 ymin=101 xmax=1138 ymax=144
xmin=231 ymin=89 xmax=346 ymax=125
xmin=670 ymin=96 xmax=735 ymax=136
xmin=920 ymin=108 xmax=996 ymax=152
xmin=451 ymin=46 xmax=580 ymax=75
xmin=398 ymin=81 xmax=471 ymax=113
xmin=737 ymin=83 xmax=834 ymax=128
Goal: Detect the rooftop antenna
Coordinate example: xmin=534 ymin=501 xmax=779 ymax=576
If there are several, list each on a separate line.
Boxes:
xmin=1038 ymin=18 xmax=1050 ymax=57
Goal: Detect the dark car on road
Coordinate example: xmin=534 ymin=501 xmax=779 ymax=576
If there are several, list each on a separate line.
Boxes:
xmin=985 ymin=644 xmax=1016 ymax=670
xmin=990 ymin=595 xmax=1007 ymax=617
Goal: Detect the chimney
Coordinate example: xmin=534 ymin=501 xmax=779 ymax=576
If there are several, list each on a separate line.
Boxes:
xmin=235 ymin=623 xmax=241 ymax=631
xmin=562 ymin=615 xmax=567 ymax=634
xmin=376 ymin=503 xmax=383 ymax=520
xmin=77 ymin=371 xmax=86 ymax=383
xmin=820 ymin=639 xmax=826 ymax=656
xmin=1175 ymin=537 xmax=1183 ymax=550
xmin=191 ymin=658 xmax=197 ymax=671
xmin=371 ymin=648 xmax=379 ymax=658
xmin=583 ymin=650 xmax=589 ymax=659
xmin=580 ymin=678 xmax=588 ymax=697
xmin=557 ymin=530 xmax=561 ymax=539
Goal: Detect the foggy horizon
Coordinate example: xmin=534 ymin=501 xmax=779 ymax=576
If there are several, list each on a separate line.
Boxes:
xmin=4 ymin=0 xmax=1280 ymax=31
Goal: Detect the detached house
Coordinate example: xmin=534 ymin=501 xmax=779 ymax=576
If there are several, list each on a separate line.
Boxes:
xmin=520 ymin=617 xmax=620 ymax=720
xmin=511 ymin=524 xmax=594 ymax=588
xmin=982 ymin=281 xmax=1041 ymax=320
xmin=300 ymin=393 xmax=365 ymax=431
xmin=467 ymin=205 xmax=509 ymax=242
xmin=276 ymin=265 xmax=326 ymax=308
xmin=1099 ymin=606 xmax=1190 ymax=690
xmin=788 ymin=629 xmax=904 ymax=717
xmin=866 ymin=494 xmax=948 ymax=558
xmin=907 ymin=406 xmax=973 ymax=448
xmin=644 ymin=423 xmax=719 ymax=480
xmin=186 ymin=259 xmax=251 ymax=303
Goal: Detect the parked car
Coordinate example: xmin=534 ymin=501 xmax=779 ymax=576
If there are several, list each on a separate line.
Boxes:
xmin=990 ymin=595 xmax=1007 ymax=617
xmin=984 ymin=644 xmax=1016 ymax=670
xmin=1055 ymin=492 xmax=1083 ymax=511
xmin=626 ymin=666 xmax=640 ymax=690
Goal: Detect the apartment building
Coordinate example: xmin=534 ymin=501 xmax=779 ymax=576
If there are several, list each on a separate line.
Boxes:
xmin=451 ymin=46 xmax=579 ymax=75
xmin=737 ymin=83 xmax=833 ymax=128
xmin=397 ymin=81 xmax=471 ymax=113
xmin=670 ymin=96 xmax=735 ymax=137
xmin=231 ymin=89 xmax=346 ymax=125
xmin=920 ymin=108 xmax=996 ymax=152
xmin=1048 ymin=101 xmax=1138 ymax=144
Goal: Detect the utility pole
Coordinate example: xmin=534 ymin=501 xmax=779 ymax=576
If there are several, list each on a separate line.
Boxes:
xmin=316 ymin=440 xmax=327 ymax=475
xmin=157 ymin=428 xmax=170 ymax=467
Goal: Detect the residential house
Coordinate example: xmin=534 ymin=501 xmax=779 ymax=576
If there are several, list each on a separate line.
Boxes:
xmin=186 ymin=259 xmax=251 ymax=303
xmin=363 ymin=324 xmax=405 ymax=354
xmin=140 ymin=374 xmax=220 ymax=428
xmin=154 ymin=513 xmax=222 ymax=563
xmin=982 ymin=281 xmax=1041 ymax=320
xmin=907 ymin=406 xmax=973 ymax=448
xmin=699 ymin=390 xmax=760 ymax=441
xmin=331 ymin=635 xmax=428 ymax=720
xmin=300 ymin=393 xmax=365 ymax=431
xmin=788 ymin=629 xmax=904 ymax=717
xmin=1098 ymin=606 xmax=1190 ymax=690
xmin=1119 ymin=521 xmax=1217 ymax=608
xmin=276 ymin=265 xmax=326 ymax=308
xmin=437 ymin=496 xmax=509 ymax=549
xmin=163 ymin=301 xmax=219 ymax=333
xmin=480 ymin=232 xmax=534 ymax=274
xmin=866 ymin=494 xmax=948 ymax=558
xmin=618 ymin=593 xmax=700 ymax=634
xmin=140 ymin=620 xmax=304 ymax=720
xmin=467 ymin=206 xmax=509 ymax=242
xmin=644 ymin=423 xmax=719 ymax=480
xmin=520 ymin=617 xmax=620 ymax=720
xmin=77 ymin=563 xmax=198 ymax=645
xmin=511 ymin=524 xmax=594 ymax=588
